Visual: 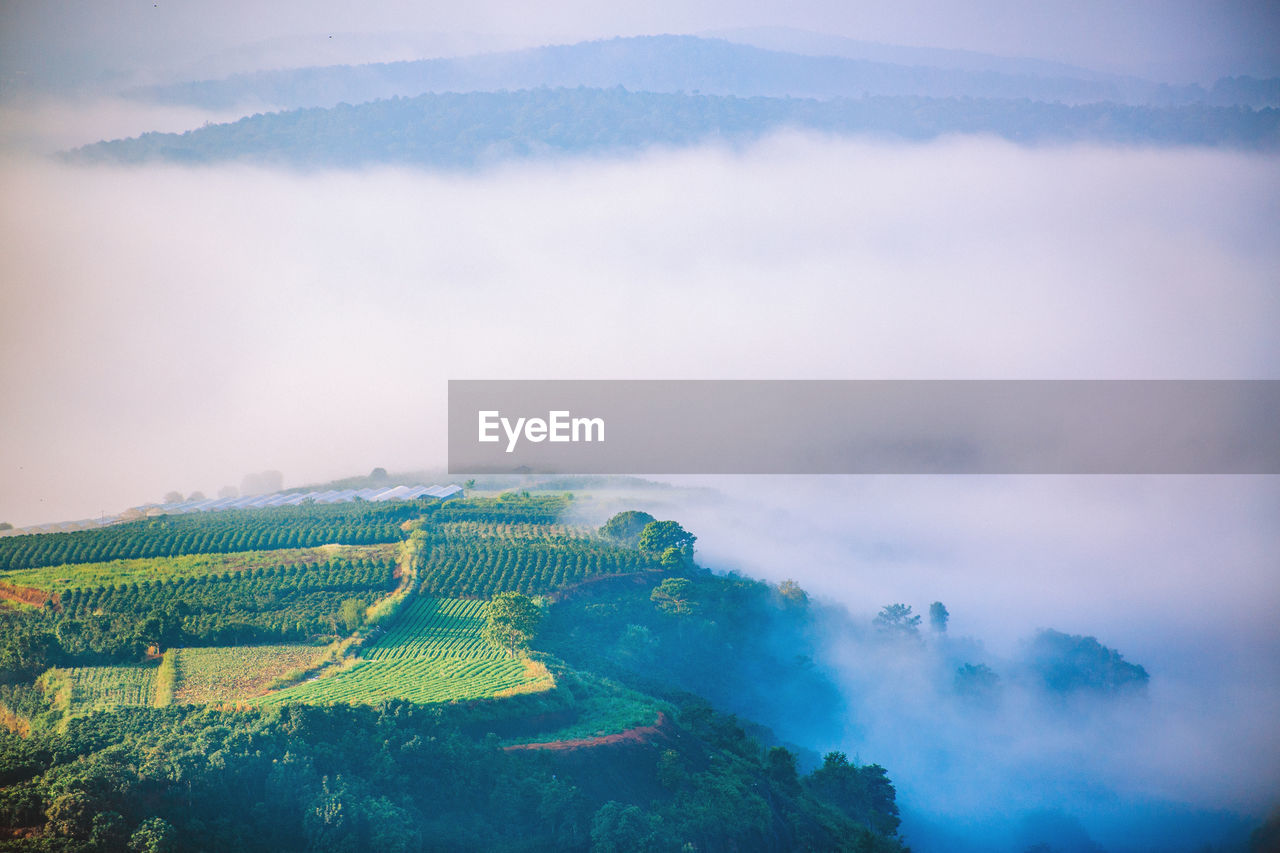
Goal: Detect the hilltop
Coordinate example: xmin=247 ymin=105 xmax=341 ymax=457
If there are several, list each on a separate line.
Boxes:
xmin=129 ymin=35 xmax=1262 ymax=112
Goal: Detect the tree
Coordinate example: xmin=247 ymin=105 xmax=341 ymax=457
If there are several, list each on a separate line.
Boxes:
xmin=482 ymin=591 xmax=542 ymax=658
xmin=217 ymin=486 xmax=238 ymax=499
xmin=369 ymin=467 xmax=388 ymax=482
xmin=187 ymin=490 xmax=207 ymax=502
xmin=650 ymin=578 xmax=696 ymax=617
xmin=46 ymin=792 xmax=94 ymax=839
xmin=778 ymin=579 xmax=809 ymax=607
xmin=90 ymin=811 xmax=128 ymax=849
xmin=766 ymin=746 xmax=800 ymax=792
xmin=804 ymin=752 xmax=901 ymax=837
xmin=873 ymin=604 xmax=921 ymax=639
xmin=129 ymin=816 xmax=178 ymax=853
xmin=339 ymin=598 xmax=366 ymax=633
xmin=638 ymin=520 xmax=695 ymax=563
xmin=929 ymin=601 xmax=949 ymax=633
xmin=0 ymin=522 xmax=12 ymax=531
xmin=600 ymin=510 xmax=657 ymax=546
xmin=1025 ymin=629 xmax=1149 ymax=694
xmin=590 ymin=801 xmax=661 ymax=853
xmin=163 ymin=491 xmax=183 ymax=505
xmin=954 ymin=663 xmax=1000 ymax=702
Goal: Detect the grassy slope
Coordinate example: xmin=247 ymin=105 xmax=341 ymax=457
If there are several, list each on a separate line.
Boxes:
xmin=173 ymin=645 xmax=332 ymax=704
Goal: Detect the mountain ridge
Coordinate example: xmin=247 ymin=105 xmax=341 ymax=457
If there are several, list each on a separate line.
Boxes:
xmin=130 ymin=34 xmax=1223 ymax=113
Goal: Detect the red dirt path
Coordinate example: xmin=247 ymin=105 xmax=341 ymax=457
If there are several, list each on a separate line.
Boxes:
xmin=503 ymin=713 xmax=670 ymax=752
xmin=0 ymin=581 xmax=59 ymax=612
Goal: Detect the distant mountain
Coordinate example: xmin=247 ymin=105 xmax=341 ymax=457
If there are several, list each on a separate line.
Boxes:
xmin=129 ymin=35 xmax=1212 ymax=113
xmin=700 ymin=26 xmax=1116 ymax=80
xmin=70 ymin=87 xmax=1280 ymax=169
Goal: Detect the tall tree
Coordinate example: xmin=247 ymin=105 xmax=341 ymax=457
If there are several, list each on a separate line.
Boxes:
xmin=638 ymin=520 xmax=696 ymax=564
xmin=873 ymin=604 xmax=921 ymax=639
xmin=482 ymin=591 xmax=542 ymax=658
xmin=650 ymin=578 xmax=697 ymax=617
xmin=929 ymin=601 xmax=949 ymax=633
xmin=599 ymin=510 xmax=657 ymax=546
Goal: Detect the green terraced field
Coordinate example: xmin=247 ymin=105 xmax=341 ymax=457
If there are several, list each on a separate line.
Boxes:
xmin=259 ymin=596 xmax=552 ymax=706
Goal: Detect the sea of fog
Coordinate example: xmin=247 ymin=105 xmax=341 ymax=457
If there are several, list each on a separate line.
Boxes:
xmin=660 ymin=474 xmax=1280 ymax=852
xmin=2 ymin=134 xmax=1277 ymax=526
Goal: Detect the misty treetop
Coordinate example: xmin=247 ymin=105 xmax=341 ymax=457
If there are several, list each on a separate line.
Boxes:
xmin=1025 ymin=628 xmax=1150 ymax=694
xmin=67 ymin=87 xmax=1280 ymax=170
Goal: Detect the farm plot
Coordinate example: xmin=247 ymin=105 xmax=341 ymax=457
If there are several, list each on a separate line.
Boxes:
xmin=366 ymin=597 xmax=495 ymax=660
xmin=43 ymin=664 xmax=159 ymax=713
xmin=257 ymin=656 xmax=541 ymax=706
xmin=174 ymin=645 xmax=330 ymax=704
xmin=415 ymin=538 xmax=661 ymax=597
xmin=260 ymin=596 xmax=553 ymax=706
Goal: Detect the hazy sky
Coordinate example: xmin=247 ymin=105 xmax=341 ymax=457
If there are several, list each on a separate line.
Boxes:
xmin=1 ymin=0 xmax=1278 ymax=87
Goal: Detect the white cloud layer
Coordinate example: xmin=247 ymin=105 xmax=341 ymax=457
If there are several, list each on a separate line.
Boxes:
xmin=3 ymin=136 xmax=1278 ymax=525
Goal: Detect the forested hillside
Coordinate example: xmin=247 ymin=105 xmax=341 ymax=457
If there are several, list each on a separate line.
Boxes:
xmin=69 ymin=86 xmax=1280 ymax=169
xmin=0 ymin=493 xmax=909 ymax=851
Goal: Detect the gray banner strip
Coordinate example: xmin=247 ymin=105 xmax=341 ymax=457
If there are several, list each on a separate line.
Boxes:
xmin=447 ymin=380 xmax=1280 ymax=474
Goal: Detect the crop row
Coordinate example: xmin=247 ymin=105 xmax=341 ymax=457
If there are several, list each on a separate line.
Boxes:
xmin=437 ymin=521 xmax=586 ymax=542
xmin=57 ymin=665 xmax=157 ymax=711
xmin=0 ymin=501 xmax=426 ymax=570
xmin=59 ymin=558 xmax=394 ymax=604
xmin=366 ymin=597 xmax=495 ymax=660
xmin=0 ymin=544 xmax=398 ymax=594
xmin=257 ymin=656 xmax=536 ymax=706
xmin=415 ymin=541 xmax=661 ymax=597
xmin=53 ymin=560 xmax=397 ymax=654
xmin=434 ymin=495 xmax=568 ymax=526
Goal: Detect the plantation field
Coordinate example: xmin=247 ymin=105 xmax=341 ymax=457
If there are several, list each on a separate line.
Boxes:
xmin=439 ymin=521 xmax=588 ymax=542
xmin=42 ymin=664 xmax=158 ymax=713
xmin=415 ymin=537 xmax=661 ymax=597
xmin=174 ymin=645 xmax=331 ymax=704
xmin=366 ymin=597 xmax=495 ymax=660
xmin=436 ymin=495 xmax=568 ymax=525
xmin=259 ymin=596 xmax=553 ymax=706
xmin=0 ymin=499 xmax=425 ymax=571
xmin=257 ymin=656 xmax=545 ymax=706
xmin=52 ymin=557 xmax=398 ymax=649
xmin=0 ymin=543 xmax=398 ymax=592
